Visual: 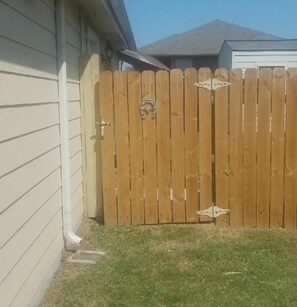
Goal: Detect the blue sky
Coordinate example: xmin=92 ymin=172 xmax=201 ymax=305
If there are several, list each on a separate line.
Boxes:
xmin=124 ymin=0 xmax=297 ymax=48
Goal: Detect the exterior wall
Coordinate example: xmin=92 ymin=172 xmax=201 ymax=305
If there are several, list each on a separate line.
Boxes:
xmin=192 ymin=56 xmax=218 ymax=70
xmin=0 ymin=1 xmax=64 ymax=306
xmin=218 ymin=44 xmax=233 ymax=69
xmin=232 ymin=51 xmax=297 ymax=69
xmin=64 ymin=0 xmax=84 ymax=231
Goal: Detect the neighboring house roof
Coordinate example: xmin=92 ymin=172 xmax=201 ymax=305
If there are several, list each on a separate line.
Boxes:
xmin=222 ymin=39 xmax=297 ymax=52
xmin=139 ymin=19 xmax=282 ymax=56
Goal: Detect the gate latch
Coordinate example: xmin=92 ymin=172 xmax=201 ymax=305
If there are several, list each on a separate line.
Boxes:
xmin=194 ymin=78 xmax=231 ymax=91
xmin=96 ymin=119 xmax=112 ymax=138
xmin=196 ymin=205 xmax=231 ymax=218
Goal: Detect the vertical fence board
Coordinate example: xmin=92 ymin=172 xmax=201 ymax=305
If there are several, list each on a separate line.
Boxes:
xmin=284 ymin=68 xmax=297 ymax=229
xmin=99 ymin=71 xmax=117 ymax=226
xmin=142 ymin=71 xmax=158 ymax=224
xmin=114 ymin=72 xmax=131 ymax=225
xmin=156 ymin=71 xmax=172 ymax=223
xmin=257 ymin=69 xmax=272 ymax=228
xmin=243 ymin=69 xmax=257 ymax=227
xmin=171 ymin=69 xmax=185 ymax=222
xmin=128 ymin=71 xmax=145 ymax=225
xmin=184 ymin=68 xmax=199 ymax=222
xmin=270 ymin=68 xmax=285 ymax=228
xmin=229 ymin=69 xmax=243 ymax=227
xmin=198 ymin=68 xmax=213 ymax=222
xmin=214 ymin=69 xmax=229 ymax=226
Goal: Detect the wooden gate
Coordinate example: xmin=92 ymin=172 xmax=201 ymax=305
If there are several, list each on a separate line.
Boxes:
xmin=99 ymin=68 xmax=297 ymax=228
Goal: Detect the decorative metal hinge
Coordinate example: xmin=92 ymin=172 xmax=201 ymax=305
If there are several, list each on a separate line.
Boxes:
xmin=194 ymin=78 xmax=231 ymax=91
xmin=196 ymin=205 xmax=231 ymax=218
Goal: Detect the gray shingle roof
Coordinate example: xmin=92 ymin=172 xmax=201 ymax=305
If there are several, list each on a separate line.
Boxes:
xmin=223 ymin=39 xmax=297 ymax=51
xmin=139 ymin=20 xmax=282 ymax=56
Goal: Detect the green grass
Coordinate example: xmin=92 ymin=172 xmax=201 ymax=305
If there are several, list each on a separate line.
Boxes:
xmin=41 ymin=222 xmax=297 ymax=307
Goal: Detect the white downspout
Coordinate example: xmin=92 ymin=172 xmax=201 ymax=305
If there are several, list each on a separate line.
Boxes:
xmin=56 ymin=0 xmax=82 ymax=249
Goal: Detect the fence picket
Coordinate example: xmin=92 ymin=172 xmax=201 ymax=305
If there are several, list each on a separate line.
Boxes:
xmin=128 ymin=71 xmax=145 ymax=225
xmin=142 ymin=71 xmax=158 ymax=224
xmin=171 ymin=69 xmax=185 ymax=222
xmin=257 ymin=69 xmax=272 ymax=227
xmin=214 ymin=69 xmax=229 ymax=226
xmin=270 ymin=68 xmax=285 ymax=228
xmin=198 ymin=68 xmax=213 ymax=222
xmin=114 ymin=72 xmax=131 ymax=225
xmin=184 ymin=68 xmax=199 ymax=222
xmin=99 ymin=71 xmax=117 ymax=226
xmin=243 ymin=69 xmax=257 ymax=227
xmin=229 ymin=69 xmax=243 ymax=227
xmin=156 ymin=71 xmax=172 ymax=223
xmin=284 ymin=68 xmax=297 ymax=229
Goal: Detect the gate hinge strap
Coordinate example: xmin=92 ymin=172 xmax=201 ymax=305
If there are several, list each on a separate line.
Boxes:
xmin=196 ymin=206 xmax=231 ymax=218
xmin=194 ymin=78 xmax=231 ymax=91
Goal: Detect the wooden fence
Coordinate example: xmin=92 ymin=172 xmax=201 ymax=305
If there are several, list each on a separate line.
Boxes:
xmin=99 ymin=68 xmax=297 ymax=228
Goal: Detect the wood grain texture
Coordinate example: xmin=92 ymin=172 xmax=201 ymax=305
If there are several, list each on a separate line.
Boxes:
xmin=142 ymin=71 xmax=158 ymax=224
xmin=128 ymin=71 xmax=145 ymax=225
xmin=170 ymin=69 xmax=185 ymax=223
xmin=257 ymin=69 xmax=272 ymax=228
xmin=198 ymin=68 xmax=213 ymax=222
xmin=284 ymin=68 xmax=297 ymax=229
xmin=214 ymin=68 xmax=229 ymax=226
xmin=270 ymin=68 xmax=285 ymax=228
xmin=229 ymin=69 xmax=243 ymax=227
xmin=184 ymin=68 xmax=199 ymax=222
xmin=99 ymin=71 xmax=117 ymax=226
xmin=156 ymin=71 xmax=172 ymax=223
xmin=243 ymin=69 xmax=257 ymax=227
xmin=114 ymin=71 xmax=131 ymax=225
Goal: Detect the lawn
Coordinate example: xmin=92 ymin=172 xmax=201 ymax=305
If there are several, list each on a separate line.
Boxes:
xmin=41 ymin=221 xmax=297 ymax=307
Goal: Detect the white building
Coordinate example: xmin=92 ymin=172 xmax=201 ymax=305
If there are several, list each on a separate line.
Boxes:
xmin=219 ymin=40 xmax=297 ymax=70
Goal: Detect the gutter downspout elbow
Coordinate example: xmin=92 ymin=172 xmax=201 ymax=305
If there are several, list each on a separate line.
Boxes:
xmin=56 ymin=0 xmax=82 ymax=250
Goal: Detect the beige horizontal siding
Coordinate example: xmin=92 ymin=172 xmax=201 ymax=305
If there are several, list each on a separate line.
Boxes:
xmin=68 ymin=100 xmax=81 ymax=121
xmin=71 ymin=168 xmax=83 ymax=194
xmin=0 ymin=103 xmax=59 ymax=142
xmin=2 ymin=0 xmax=56 ymax=33
xmin=66 ymin=62 xmax=80 ymax=83
xmin=66 ymin=43 xmax=81 ymax=66
xmin=70 ymin=151 xmax=83 ymax=176
xmin=0 ymin=125 xmax=60 ymax=177
xmin=0 ymin=213 xmax=63 ymax=307
xmin=0 ymin=2 xmax=56 ymax=57
xmin=0 ymin=190 xmax=61 ymax=284
xmin=69 ymin=135 xmax=82 ymax=157
xmin=10 ymin=234 xmax=62 ymax=307
xmin=0 ymin=169 xmax=61 ymax=249
xmin=69 ymin=118 xmax=82 ymax=139
xmin=65 ymin=1 xmax=80 ymax=32
xmin=0 ymin=73 xmax=59 ymax=106
xmin=71 ymin=183 xmax=83 ymax=207
xmin=72 ymin=199 xmax=84 ymax=232
xmin=66 ymin=22 xmax=81 ymax=49
xmin=67 ymin=82 xmax=80 ymax=101
xmin=0 ymin=37 xmax=57 ymax=80
xmin=42 ymin=0 xmax=55 ymax=11
xmin=0 ymin=147 xmax=61 ymax=214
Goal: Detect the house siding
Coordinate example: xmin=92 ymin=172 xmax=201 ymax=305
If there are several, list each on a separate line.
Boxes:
xmin=65 ymin=1 xmax=84 ymax=230
xmin=0 ymin=0 xmax=88 ymax=305
xmin=232 ymin=51 xmax=297 ymax=69
xmin=218 ymin=43 xmax=233 ymax=69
